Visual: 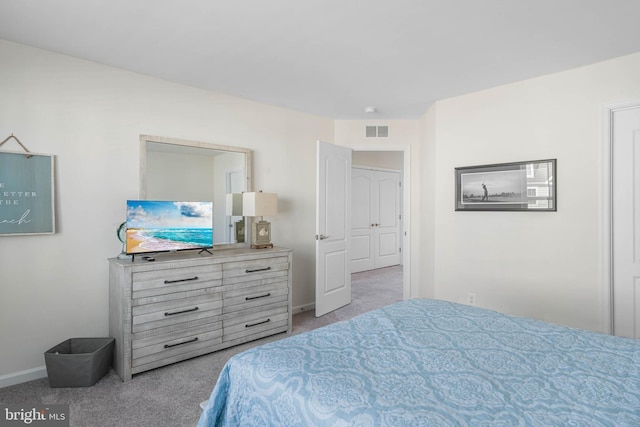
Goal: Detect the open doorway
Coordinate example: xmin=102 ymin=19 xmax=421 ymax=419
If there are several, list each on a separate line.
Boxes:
xmin=351 ymin=149 xmax=406 ymax=303
xmin=314 ymin=142 xmax=411 ymax=317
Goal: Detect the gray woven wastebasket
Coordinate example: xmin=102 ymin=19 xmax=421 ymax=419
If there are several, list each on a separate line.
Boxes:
xmin=44 ymin=338 xmax=114 ymax=387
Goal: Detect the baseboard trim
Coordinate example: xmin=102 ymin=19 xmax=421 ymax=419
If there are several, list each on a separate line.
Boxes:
xmin=292 ymin=303 xmax=315 ymax=314
xmin=0 ymin=366 xmax=47 ymax=389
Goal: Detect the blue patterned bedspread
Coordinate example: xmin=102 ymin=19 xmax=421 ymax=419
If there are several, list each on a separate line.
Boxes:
xmin=197 ymin=299 xmax=640 ymax=426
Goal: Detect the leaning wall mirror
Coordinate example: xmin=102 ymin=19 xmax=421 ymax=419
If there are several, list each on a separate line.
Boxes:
xmin=139 ymin=134 xmax=252 ymax=248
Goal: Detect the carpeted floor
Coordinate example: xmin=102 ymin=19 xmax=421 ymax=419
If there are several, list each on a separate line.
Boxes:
xmin=0 ymin=266 xmax=402 ymax=427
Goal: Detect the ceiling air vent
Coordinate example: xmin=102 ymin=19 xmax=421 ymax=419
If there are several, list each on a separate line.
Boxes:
xmin=365 ymin=125 xmax=389 ymax=138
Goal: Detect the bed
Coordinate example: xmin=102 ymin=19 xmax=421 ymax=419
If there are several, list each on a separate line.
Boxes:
xmin=197 ymin=299 xmax=640 ymax=426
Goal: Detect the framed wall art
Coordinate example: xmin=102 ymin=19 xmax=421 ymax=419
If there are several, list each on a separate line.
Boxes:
xmin=0 ymin=150 xmax=56 ymax=235
xmin=455 ymin=159 xmax=556 ymax=212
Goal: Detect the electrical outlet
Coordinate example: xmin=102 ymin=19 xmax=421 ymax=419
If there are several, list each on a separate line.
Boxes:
xmin=467 ymin=293 xmax=476 ymax=306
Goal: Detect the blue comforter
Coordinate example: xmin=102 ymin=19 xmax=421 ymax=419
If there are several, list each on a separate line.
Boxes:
xmin=197 ymin=299 xmax=640 ymax=426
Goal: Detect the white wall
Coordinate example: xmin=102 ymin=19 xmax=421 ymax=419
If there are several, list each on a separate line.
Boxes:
xmin=353 ymin=151 xmax=403 ymax=170
xmin=0 ymin=40 xmax=333 ymax=378
xmin=419 ymin=105 xmax=437 ymax=299
xmin=428 ymin=52 xmax=640 ymax=332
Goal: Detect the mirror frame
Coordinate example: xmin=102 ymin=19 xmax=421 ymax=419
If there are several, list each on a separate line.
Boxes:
xmin=139 ymin=134 xmax=253 ymax=249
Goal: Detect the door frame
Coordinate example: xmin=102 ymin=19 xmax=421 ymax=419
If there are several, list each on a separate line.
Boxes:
xmin=350 ymin=144 xmax=411 ymax=300
xmin=601 ymin=100 xmax=640 ymax=335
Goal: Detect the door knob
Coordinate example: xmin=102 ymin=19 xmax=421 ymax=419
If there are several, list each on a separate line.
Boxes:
xmin=316 ymin=234 xmax=330 ymax=240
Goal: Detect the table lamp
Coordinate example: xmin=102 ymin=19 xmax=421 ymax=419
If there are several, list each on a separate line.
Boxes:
xmin=243 ymin=191 xmax=277 ymax=249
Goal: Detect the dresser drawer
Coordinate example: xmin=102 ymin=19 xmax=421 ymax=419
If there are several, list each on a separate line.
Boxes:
xmin=131 ymin=321 xmax=223 ymax=372
xmin=223 ymin=280 xmax=288 ymax=313
xmin=223 ymin=305 xmax=289 ymax=342
xmin=222 ymin=256 xmax=289 ymax=285
xmin=132 ymin=291 xmax=222 ymax=333
xmin=132 ymin=264 xmax=222 ymax=299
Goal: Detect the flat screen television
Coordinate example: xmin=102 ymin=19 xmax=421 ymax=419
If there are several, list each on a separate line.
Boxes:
xmin=125 ymin=200 xmax=213 ymax=255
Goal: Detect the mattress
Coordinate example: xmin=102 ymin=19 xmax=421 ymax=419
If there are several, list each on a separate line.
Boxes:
xmin=197 ymin=298 xmax=640 ymax=426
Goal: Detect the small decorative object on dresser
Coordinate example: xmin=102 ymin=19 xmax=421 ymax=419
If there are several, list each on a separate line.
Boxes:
xmin=242 ymin=191 xmax=278 ymax=249
xmin=108 ymin=246 xmax=292 ymax=381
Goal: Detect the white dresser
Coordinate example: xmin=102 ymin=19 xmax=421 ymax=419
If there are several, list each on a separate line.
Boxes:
xmin=108 ymin=247 xmax=292 ymax=381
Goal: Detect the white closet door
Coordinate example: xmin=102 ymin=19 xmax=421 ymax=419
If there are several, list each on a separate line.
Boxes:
xmin=351 ymin=169 xmax=374 ymax=273
xmin=374 ymin=170 xmax=401 ymax=269
xmin=351 ymin=167 xmax=401 ymax=273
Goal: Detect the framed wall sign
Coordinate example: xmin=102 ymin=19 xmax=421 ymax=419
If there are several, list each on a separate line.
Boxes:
xmin=455 ymin=159 xmax=556 ymax=211
xmin=0 ymin=150 xmax=56 ymax=235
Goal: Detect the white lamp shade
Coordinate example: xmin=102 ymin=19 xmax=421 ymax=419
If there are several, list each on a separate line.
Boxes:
xmin=243 ymin=192 xmax=277 ymax=217
xmin=225 ymin=193 xmax=243 ymax=216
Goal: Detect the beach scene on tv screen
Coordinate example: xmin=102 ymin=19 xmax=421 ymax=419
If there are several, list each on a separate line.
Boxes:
xmin=126 ymin=201 xmax=213 ymax=254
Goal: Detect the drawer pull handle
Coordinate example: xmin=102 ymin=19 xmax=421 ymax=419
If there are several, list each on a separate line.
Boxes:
xmin=164 ymin=276 xmax=199 ymax=284
xmin=164 ymin=306 xmax=199 ymax=316
xmin=245 ymin=267 xmax=271 ymax=273
xmin=246 ymin=318 xmax=270 ymax=328
xmin=164 ymin=337 xmax=198 ymax=349
xmin=246 ymin=293 xmax=271 ymax=301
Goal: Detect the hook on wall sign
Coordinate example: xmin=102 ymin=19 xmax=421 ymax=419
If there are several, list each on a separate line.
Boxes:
xmin=0 ymin=133 xmax=32 ymax=158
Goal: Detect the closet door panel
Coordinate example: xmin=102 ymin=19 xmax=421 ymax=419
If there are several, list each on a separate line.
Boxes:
xmin=351 ymin=169 xmax=375 ymax=273
xmin=374 ymin=171 xmax=401 ymax=269
xmin=351 ymin=168 xmax=401 ymax=272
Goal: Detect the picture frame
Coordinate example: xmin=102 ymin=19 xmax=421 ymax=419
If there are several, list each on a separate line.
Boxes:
xmin=455 ymin=159 xmax=556 ymax=211
xmin=0 ymin=150 xmax=56 ymax=235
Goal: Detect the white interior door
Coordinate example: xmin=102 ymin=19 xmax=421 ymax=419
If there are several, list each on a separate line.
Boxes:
xmin=316 ymin=141 xmax=352 ymax=317
xmin=351 ymin=168 xmax=374 ymax=273
xmin=374 ymin=170 xmax=401 ymax=269
xmin=613 ymin=105 xmax=640 ymax=338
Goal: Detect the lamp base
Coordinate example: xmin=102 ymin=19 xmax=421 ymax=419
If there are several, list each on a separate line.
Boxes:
xmin=251 ymin=243 xmax=273 ymax=249
xmin=251 ymin=219 xmax=273 ymax=248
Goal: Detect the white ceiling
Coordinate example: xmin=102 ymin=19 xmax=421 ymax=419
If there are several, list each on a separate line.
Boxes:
xmin=1 ymin=0 xmax=640 ymax=120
